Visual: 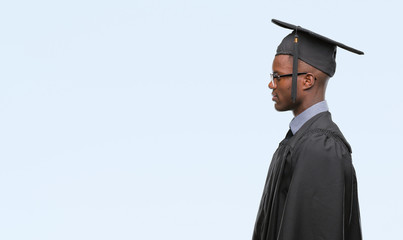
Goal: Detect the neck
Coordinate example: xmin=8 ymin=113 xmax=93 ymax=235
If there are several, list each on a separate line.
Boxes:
xmin=292 ymin=97 xmax=325 ymax=117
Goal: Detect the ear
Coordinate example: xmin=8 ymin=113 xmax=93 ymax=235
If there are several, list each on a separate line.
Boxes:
xmin=301 ymin=73 xmax=315 ymax=90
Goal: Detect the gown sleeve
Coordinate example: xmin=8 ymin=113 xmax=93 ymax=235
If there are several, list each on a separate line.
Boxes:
xmin=277 ymin=132 xmax=352 ymax=240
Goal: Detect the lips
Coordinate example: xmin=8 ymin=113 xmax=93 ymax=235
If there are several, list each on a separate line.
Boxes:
xmin=272 ymin=93 xmax=278 ymax=102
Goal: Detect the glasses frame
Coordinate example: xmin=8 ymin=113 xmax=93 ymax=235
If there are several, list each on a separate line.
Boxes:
xmin=270 ymin=72 xmax=308 ymax=86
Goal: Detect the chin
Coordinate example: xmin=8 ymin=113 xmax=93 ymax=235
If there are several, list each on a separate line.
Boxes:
xmin=274 ymin=103 xmax=292 ymax=112
xmin=274 ymin=104 xmax=286 ymax=112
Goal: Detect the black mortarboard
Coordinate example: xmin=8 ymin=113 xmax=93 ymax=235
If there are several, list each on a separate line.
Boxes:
xmin=272 ymin=19 xmax=364 ymax=102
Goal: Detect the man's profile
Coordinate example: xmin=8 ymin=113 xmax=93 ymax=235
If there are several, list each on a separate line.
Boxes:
xmin=252 ymin=19 xmax=363 ymax=240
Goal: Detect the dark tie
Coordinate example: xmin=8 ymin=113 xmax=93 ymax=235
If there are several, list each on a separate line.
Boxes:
xmin=285 ymin=129 xmax=293 ymax=140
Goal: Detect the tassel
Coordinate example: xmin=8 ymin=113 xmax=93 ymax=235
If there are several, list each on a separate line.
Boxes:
xmin=292 ymin=30 xmax=299 ymax=103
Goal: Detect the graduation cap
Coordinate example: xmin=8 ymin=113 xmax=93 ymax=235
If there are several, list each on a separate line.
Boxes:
xmin=272 ymin=19 xmax=364 ymax=102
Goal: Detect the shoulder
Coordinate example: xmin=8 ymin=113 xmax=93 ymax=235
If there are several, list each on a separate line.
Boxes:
xmin=298 ymin=129 xmax=351 ymax=157
xmin=289 ymin=129 xmax=352 ymax=173
xmin=292 ymin=111 xmax=352 ymax=153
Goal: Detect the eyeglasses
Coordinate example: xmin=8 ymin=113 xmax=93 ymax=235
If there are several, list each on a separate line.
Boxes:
xmin=270 ymin=72 xmax=308 ymax=86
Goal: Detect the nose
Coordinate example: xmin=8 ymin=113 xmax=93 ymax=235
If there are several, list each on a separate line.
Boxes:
xmin=268 ymin=79 xmax=276 ymax=89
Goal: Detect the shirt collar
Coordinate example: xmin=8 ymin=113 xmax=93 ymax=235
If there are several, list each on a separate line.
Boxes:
xmin=289 ymin=100 xmax=329 ymax=135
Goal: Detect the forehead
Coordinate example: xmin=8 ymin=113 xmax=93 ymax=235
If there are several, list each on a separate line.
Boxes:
xmin=272 ymin=54 xmax=293 ymax=73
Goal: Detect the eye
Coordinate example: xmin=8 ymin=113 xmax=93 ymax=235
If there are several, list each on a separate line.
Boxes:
xmin=273 ymin=73 xmax=280 ymax=79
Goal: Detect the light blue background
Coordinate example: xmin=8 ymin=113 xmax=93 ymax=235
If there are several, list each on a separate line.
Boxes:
xmin=0 ymin=0 xmax=401 ymax=239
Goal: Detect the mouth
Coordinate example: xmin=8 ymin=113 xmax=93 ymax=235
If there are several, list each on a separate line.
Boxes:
xmin=272 ymin=93 xmax=278 ymax=102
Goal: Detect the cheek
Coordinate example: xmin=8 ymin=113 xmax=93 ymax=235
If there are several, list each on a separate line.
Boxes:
xmin=278 ymin=83 xmax=292 ymax=94
xmin=285 ymin=82 xmax=292 ymax=90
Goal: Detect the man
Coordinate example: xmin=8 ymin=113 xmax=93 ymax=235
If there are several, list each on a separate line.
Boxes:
xmin=252 ymin=19 xmax=363 ymax=240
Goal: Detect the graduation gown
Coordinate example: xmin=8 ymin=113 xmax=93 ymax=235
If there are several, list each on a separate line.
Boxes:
xmin=252 ymin=112 xmax=362 ymax=240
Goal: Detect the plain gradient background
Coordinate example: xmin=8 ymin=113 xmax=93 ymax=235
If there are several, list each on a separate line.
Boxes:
xmin=0 ymin=0 xmax=401 ymax=239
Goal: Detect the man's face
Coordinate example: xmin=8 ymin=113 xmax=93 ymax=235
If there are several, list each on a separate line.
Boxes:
xmin=269 ymin=55 xmax=296 ymax=111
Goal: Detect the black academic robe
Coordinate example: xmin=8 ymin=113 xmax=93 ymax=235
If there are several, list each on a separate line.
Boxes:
xmin=252 ymin=111 xmax=362 ymax=240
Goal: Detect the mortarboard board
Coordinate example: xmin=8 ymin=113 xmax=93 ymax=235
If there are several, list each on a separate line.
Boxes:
xmin=271 ymin=19 xmax=364 ymax=102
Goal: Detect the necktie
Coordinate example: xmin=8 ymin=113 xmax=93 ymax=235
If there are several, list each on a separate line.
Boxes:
xmin=285 ymin=129 xmax=293 ymax=140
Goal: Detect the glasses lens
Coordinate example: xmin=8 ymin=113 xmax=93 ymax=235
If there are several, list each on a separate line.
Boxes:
xmin=270 ymin=73 xmax=277 ymax=87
